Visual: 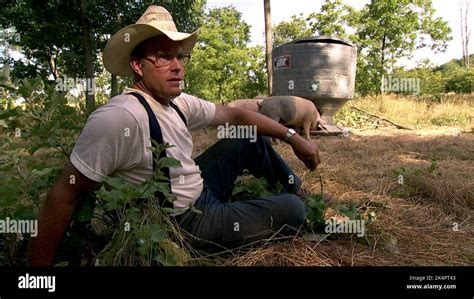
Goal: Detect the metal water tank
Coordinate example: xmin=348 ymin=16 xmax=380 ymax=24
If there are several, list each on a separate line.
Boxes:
xmin=272 ymin=36 xmax=357 ymax=125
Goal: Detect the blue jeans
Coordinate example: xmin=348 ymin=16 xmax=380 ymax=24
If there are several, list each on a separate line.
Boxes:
xmin=178 ymin=134 xmax=305 ymax=248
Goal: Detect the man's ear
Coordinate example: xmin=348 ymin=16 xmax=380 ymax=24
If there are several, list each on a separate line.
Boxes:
xmin=129 ymin=58 xmax=144 ymax=77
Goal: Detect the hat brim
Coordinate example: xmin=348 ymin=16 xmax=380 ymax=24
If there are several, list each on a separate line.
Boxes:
xmin=103 ymin=23 xmax=199 ymax=76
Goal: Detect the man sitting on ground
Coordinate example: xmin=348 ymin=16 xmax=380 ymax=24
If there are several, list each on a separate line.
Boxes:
xmin=28 ymin=5 xmax=332 ymax=266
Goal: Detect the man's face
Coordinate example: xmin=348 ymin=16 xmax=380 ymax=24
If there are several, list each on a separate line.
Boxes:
xmin=133 ymin=36 xmax=185 ymax=100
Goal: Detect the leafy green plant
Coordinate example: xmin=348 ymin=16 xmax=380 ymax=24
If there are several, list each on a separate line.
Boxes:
xmin=392 ymin=158 xmax=440 ymax=198
xmin=303 ymin=194 xmax=326 ymax=229
xmin=89 ymin=142 xmax=193 ymax=266
xmin=336 ymin=204 xmax=363 ymax=221
xmin=231 ymin=176 xmax=327 ymax=231
xmin=232 ymin=176 xmax=283 ymax=200
xmin=1 ymin=77 xmax=86 ymax=157
xmin=335 ymin=103 xmax=374 ymax=129
xmin=333 ymin=202 xmax=377 ymax=223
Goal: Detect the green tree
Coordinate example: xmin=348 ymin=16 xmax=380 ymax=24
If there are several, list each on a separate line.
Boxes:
xmin=307 ymin=0 xmax=358 ymax=41
xmin=392 ymin=60 xmax=445 ymax=96
xmin=1 ymin=0 xmax=205 ymax=111
xmin=272 ymin=0 xmax=360 ymax=47
xmin=272 ymin=14 xmax=313 ymax=48
xmin=357 ymin=0 xmax=452 ymax=94
xmin=185 ymin=7 xmax=267 ymax=103
xmin=442 ymin=63 xmax=474 ymax=93
xmin=412 ymin=60 xmax=445 ymax=95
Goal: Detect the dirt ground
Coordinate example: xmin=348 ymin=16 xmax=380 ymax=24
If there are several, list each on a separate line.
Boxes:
xmin=190 ymin=126 xmax=474 ymax=266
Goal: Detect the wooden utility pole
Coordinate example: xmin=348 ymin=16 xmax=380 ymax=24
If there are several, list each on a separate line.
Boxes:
xmin=264 ymin=0 xmax=273 ymax=96
xmin=460 ymin=0 xmax=471 ymax=68
xmin=111 ymin=5 xmax=121 ymax=97
xmin=80 ymin=0 xmax=95 ymax=113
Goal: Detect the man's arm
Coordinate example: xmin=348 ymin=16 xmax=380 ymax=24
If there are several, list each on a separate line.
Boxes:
xmin=27 ymin=161 xmax=98 ymax=266
xmin=210 ymin=105 xmax=321 ymax=171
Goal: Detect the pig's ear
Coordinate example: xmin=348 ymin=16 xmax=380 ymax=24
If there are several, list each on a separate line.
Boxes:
xmin=257 ymin=100 xmax=262 ymax=107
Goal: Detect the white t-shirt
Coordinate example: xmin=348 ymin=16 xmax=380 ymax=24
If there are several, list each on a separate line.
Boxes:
xmin=70 ymin=87 xmax=216 ymax=214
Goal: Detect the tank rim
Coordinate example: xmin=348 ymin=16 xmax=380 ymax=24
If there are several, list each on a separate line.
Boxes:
xmin=274 ymin=36 xmax=356 ymax=50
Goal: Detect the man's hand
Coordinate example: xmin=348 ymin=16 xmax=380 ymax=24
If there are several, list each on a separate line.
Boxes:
xmin=288 ymin=134 xmax=321 ymax=171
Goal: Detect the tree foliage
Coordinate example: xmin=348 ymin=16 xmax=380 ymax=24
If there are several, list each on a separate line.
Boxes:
xmin=272 ymin=14 xmax=313 ymax=48
xmin=185 ymin=7 xmax=267 ymax=103
xmin=357 ymin=0 xmax=452 ymax=94
xmin=1 ymin=0 xmax=205 ymax=109
xmin=307 ymin=0 xmax=358 ymax=40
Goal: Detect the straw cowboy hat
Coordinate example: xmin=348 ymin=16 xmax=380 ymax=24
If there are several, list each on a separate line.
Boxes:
xmin=103 ymin=5 xmax=199 ymax=76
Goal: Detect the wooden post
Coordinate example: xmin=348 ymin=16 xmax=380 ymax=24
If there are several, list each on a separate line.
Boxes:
xmin=264 ymin=0 xmax=273 ymax=96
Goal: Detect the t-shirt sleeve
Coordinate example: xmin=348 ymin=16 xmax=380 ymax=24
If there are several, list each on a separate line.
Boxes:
xmin=70 ymin=106 xmax=143 ymax=182
xmin=173 ymin=93 xmax=216 ymax=130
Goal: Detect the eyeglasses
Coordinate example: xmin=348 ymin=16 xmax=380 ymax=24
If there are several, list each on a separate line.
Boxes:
xmin=144 ymin=51 xmax=191 ymax=67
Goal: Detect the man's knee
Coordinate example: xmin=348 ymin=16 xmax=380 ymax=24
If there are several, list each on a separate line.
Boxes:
xmin=270 ymin=194 xmax=306 ymax=228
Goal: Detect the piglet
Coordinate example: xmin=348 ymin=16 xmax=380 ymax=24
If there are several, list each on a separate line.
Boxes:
xmin=258 ymin=96 xmax=324 ymax=139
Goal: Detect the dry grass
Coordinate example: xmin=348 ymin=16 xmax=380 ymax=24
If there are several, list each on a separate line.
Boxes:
xmin=224 ymin=238 xmax=341 ymax=266
xmin=336 ymin=94 xmax=474 ymax=130
xmin=190 ymin=125 xmax=474 ymax=266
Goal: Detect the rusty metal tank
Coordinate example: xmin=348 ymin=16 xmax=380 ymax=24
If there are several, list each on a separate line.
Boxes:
xmin=272 ymin=36 xmax=357 ymax=125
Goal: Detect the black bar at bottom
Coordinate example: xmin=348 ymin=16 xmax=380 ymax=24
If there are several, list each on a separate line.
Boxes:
xmin=0 ymin=266 xmax=471 ymax=298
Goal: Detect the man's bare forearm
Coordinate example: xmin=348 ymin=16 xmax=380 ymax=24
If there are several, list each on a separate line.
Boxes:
xmin=232 ymin=109 xmax=311 ymax=155
xmin=27 ymin=186 xmax=80 ymax=266
xmin=27 ymin=162 xmax=96 ymax=266
xmin=230 ymin=109 xmax=290 ymax=140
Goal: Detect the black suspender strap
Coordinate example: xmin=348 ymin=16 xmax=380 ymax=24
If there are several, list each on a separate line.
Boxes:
xmin=169 ymin=101 xmax=188 ymax=127
xmin=130 ymin=92 xmax=186 ymax=209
